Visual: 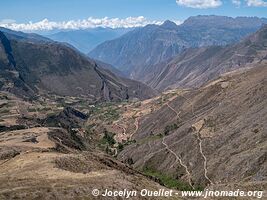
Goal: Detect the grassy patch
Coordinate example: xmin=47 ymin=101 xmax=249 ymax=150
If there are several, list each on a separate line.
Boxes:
xmin=89 ymin=104 xmax=120 ymax=123
xmin=0 ymin=108 xmax=9 ymax=114
xmin=143 ymin=168 xmax=192 ymax=191
xmin=164 ymin=123 xmax=179 ymax=135
xmin=100 ymin=129 xmax=116 ymax=146
xmin=204 ymin=118 xmax=217 ymax=132
xmin=138 ymin=134 xmax=163 ymax=145
xmin=117 ymin=143 xmax=124 ymax=152
xmin=102 ymin=106 xmax=120 ymax=122
xmin=99 ymin=129 xmax=117 ymax=156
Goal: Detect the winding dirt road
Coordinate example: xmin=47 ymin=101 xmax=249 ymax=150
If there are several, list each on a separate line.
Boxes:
xmin=195 ymin=130 xmax=214 ymax=185
xmin=129 ymin=116 xmax=139 ymax=140
xmin=166 ymin=103 xmax=182 ymax=121
xmin=162 ymin=137 xmax=194 ymax=188
xmin=114 ymin=123 xmax=126 ymax=135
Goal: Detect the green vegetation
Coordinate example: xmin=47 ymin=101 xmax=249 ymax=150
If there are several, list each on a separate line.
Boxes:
xmin=27 ymin=108 xmax=36 ymax=112
xmin=158 ymin=133 xmax=164 ymax=138
xmin=101 ymin=129 xmax=116 ymax=146
xmin=105 ymin=146 xmax=112 ymax=154
xmin=157 ymin=96 xmax=165 ymax=106
xmin=0 ymin=103 xmax=8 ymax=109
xmin=137 ymin=134 xmax=162 ymax=145
xmin=85 ymin=124 xmax=95 ymax=135
xmin=0 ymin=108 xmax=9 ymax=114
xmin=117 ymin=143 xmax=124 ymax=152
xmin=99 ymin=129 xmax=117 ymax=156
xmin=102 ymin=106 xmax=120 ymax=121
xmin=0 ymin=94 xmax=8 ymax=100
xmin=89 ymin=103 xmax=120 ymax=123
xmin=126 ymin=158 xmax=134 ymax=165
xmin=143 ymin=168 xmax=192 ymax=191
xmin=164 ymin=123 xmax=179 ymax=135
xmin=204 ymin=118 xmax=216 ymax=131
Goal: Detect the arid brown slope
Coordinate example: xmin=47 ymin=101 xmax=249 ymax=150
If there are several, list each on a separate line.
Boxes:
xmin=143 ymin=25 xmax=267 ymax=90
xmin=0 ymin=30 xmax=156 ymax=102
xmin=0 ymin=92 xmax=176 ymax=200
xmin=89 ymin=16 xmax=267 ymax=77
xmin=117 ymin=64 xmax=267 ymax=190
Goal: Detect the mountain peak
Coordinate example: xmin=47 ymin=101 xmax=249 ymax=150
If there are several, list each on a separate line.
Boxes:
xmin=161 ymin=20 xmax=177 ymax=29
xmin=182 ymin=15 xmax=267 ymax=28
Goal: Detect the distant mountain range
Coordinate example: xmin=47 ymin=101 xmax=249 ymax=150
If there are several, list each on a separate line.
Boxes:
xmin=142 ymin=24 xmax=267 ymax=90
xmin=0 ymin=29 xmax=156 ymax=102
xmin=89 ymin=15 xmax=267 ymax=77
xmin=46 ymin=27 xmax=132 ymax=53
xmin=0 ymin=15 xmax=267 ymax=198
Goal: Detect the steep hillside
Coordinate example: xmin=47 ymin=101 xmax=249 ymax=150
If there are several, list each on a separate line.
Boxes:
xmin=0 ymin=92 xmax=174 ymax=200
xmin=144 ymin=25 xmax=267 ymax=90
xmin=113 ymin=64 xmax=267 ymax=190
xmin=89 ymin=15 xmax=267 ymax=77
xmin=0 ymin=30 xmax=156 ymax=101
xmin=0 ymin=63 xmax=265 ymax=198
xmin=0 ymin=27 xmax=52 ymax=43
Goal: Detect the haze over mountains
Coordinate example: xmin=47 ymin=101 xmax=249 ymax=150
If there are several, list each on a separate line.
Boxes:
xmin=46 ymin=27 xmax=132 ymax=53
xmin=89 ymin=15 xmax=267 ymax=77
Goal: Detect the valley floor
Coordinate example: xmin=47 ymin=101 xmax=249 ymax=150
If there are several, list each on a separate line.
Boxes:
xmin=0 ymin=64 xmax=266 ymax=199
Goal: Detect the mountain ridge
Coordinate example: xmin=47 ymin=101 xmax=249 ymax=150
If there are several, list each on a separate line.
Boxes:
xmin=0 ymin=29 xmax=156 ymax=101
xmin=46 ymin=27 xmax=132 ymax=53
xmin=115 ymin=63 xmax=267 ymax=189
xmin=89 ymin=15 xmax=267 ymax=78
xmin=143 ymin=24 xmax=267 ymax=90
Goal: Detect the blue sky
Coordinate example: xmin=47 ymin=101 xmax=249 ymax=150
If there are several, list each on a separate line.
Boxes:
xmin=0 ymin=0 xmax=266 ymax=31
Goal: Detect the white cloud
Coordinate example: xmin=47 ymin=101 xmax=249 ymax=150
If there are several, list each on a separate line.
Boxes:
xmin=232 ymin=0 xmax=242 ymax=6
xmin=176 ymin=0 xmax=222 ymax=8
xmin=175 ymin=0 xmax=267 ymax=8
xmin=0 ymin=19 xmax=16 ymax=24
xmin=0 ymin=16 xmax=165 ymax=32
xmin=246 ymin=0 xmax=267 ymax=6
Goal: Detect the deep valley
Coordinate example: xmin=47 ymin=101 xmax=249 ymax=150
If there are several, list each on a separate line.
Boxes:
xmin=0 ymin=14 xmax=266 ymax=200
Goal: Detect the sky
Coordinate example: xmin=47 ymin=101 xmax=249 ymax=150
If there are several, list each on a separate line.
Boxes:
xmin=0 ymin=0 xmax=267 ymax=31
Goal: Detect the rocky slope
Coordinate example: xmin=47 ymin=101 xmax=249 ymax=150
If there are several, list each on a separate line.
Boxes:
xmin=89 ymin=15 xmax=267 ymax=77
xmin=115 ymin=63 xmax=267 ymax=190
xmin=0 ymin=63 xmax=266 ymax=198
xmin=143 ymin=25 xmax=267 ymax=90
xmin=0 ymin=29 xmax=156 ymax=102
xmin=0 ymin=92 xmax=174 ymax=200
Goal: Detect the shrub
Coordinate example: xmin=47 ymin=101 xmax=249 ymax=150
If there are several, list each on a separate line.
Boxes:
xmin=164 ymin=123 xmax=179 ymax=135
xmin=117 ymin=143 xmax=124 ymax=151
xmin=143 ymin=168 xmax=192 ymax=191
xmin=102 ymin=129 xmax=116 ymax=145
